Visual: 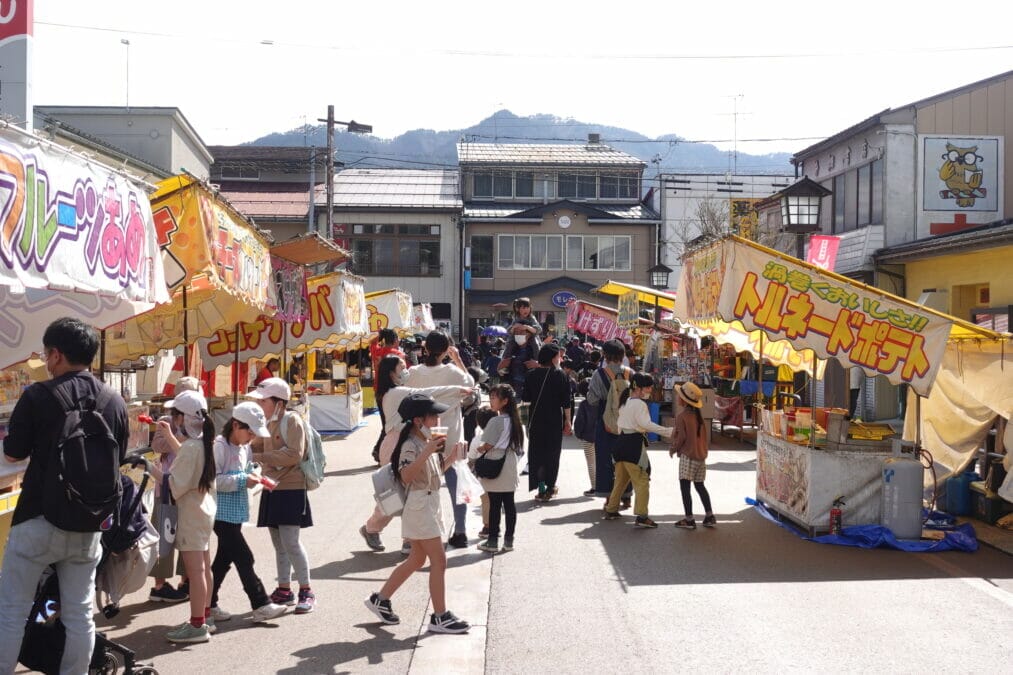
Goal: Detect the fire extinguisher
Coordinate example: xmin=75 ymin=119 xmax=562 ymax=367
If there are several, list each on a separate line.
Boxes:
xmin=830 ymin=497 xmax=846 ymax=535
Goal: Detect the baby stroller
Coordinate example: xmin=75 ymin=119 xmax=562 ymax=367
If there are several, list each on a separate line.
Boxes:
xmin=19 ymin=453 xmax=160 ymax=675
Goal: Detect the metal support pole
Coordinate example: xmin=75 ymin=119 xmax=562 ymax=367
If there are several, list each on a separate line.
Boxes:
xmin=233 ymin=323 xmax=241 ymax=406
xmin=325 ymin=105 xmax=335 ymax=240
xmin=182 ymin=286 xmax=190 ymax=377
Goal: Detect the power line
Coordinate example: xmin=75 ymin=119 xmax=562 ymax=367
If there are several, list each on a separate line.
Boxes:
xmin=36 ymin=20 xmax=1013 ymax=61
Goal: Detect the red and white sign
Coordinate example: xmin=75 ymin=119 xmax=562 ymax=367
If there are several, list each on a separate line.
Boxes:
xmin=0 ymin=0 xmax=33 ymax=130
xmin=806 ymin=235 xmax=840 ymax=271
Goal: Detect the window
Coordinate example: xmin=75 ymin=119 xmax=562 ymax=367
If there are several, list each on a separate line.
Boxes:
xmin=218 ymin=166 xmax=260 ymax=180
xmin=870 ymin=159 xmax=883 ymax=224
xmin=349 ymin=224 xmax=441 ymax=276
xmin=474 ymin=172 xmax=492 ymax=197
xmin=577 ymin=174 xmax=596 ymax=199
xmin=515 ymin=172 xmax=534 ymax=198
xmin=494 ymin=172 xmax=512 ymax=198
xmin=857 ymin=163 xmax=871 ymax=226
xmin=470 ymin=235 xmax=493 ymax=278
xmin=833 ymin=174 xmax=845 ymax=232
xmin=497 ymin=235 xmax=563 ymax=270
xmin=558 ymin=173 xmax=577 ymax=198
xmin=565 ymin=235 xmax=631 ymax=271
xmin=600 ymin=173 xmax=637 ymax=199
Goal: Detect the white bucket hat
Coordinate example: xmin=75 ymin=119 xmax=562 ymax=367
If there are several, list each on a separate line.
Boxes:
xmin=247 ymin=376 xmax=291 ymax=401
xmin=164 ymin=389 xmax=208 ymax=417
xmin=231 ymin=402 xmax=271 ymax=437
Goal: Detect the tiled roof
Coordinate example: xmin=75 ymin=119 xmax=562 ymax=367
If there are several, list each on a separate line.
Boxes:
xmin=457 ymin=142 xmax=645 ymax=167
xmin=221 ymin=189 xmax=311 ymax=219
xmin=324 ymin=169 xmax=462 ymax=210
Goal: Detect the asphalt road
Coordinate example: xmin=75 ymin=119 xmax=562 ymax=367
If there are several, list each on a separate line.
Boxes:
xmin=52 ymin=412 xmax=1013 ymax=674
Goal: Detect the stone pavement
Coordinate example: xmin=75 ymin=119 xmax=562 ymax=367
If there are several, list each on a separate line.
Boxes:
xmin=22 ymin=410 xmax=1012 ymax=673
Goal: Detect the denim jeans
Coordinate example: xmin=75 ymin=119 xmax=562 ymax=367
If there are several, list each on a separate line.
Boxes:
xmin=443 ymin=467 xmax=467 ymax=535
xmin=0 ymin=516 xmax=101 ymax=675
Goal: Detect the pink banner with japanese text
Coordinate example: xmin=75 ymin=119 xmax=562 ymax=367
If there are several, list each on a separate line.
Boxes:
xmin=566 ymin=300 xmax=634 ymax=344
xmin=675 ymin=237 xmax=952 ymax=396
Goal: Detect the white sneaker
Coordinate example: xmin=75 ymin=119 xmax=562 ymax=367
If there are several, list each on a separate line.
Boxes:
xmin=251 ymin=602 xmax=288 ymax=622
xmin=206 ymin=616 xmax=217 ymax=634
xmin=211 ymin=605 xmax=232 ymax=622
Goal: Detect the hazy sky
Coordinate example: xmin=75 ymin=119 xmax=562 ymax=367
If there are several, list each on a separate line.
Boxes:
xmin=32 ymin=1 xmax=1013 ymax=158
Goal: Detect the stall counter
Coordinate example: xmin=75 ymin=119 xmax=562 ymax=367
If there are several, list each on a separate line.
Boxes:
xmin=308 ymin=392 xmax=363 ymax=433
xmin=755 ymin=431 xmax=896 ymax=536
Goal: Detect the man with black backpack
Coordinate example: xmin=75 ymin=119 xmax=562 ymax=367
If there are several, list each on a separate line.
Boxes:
xmin=0 ymin=317 xmax=128 ymax=674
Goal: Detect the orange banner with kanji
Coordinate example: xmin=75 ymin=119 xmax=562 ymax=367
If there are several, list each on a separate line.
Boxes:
xmin=676 ymin=237 xmax=952 ymax=396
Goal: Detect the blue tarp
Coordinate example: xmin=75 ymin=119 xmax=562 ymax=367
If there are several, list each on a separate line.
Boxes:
xmin=746 ymin=497 xmax=979 ymax=553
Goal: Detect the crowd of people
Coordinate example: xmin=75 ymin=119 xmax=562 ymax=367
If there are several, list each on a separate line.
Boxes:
xmin=0 ymin=308 xmax=716 ymax=671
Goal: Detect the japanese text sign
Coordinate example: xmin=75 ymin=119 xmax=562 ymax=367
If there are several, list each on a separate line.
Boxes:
xmin=676 ymin=238 xmax=951 ymax=395
xmin=617 ymin=290 xmax=640 ymax=329
xmin=806 ymin=235 xmax=840 ymax=271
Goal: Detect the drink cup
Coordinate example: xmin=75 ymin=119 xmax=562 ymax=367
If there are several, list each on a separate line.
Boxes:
xmin=431 ymin=426 xmax=448 ymax=452
xmin=259 ymin=476 xmax=278 ymax=491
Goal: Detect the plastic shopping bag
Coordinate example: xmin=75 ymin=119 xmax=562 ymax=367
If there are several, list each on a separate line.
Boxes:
xmin=453 ymin=459 xmax=485 ymax=504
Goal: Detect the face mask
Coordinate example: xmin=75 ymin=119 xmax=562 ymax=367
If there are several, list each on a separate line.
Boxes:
xmin=514 ymin=335 xmax=527 ymax=346
xmin=418 ymin=424 xmax=432 ymax=440
xmin=396 ymin=369 xmax=409 ymax=385
xmin=183 ymin=412 xmax=205 ymax=439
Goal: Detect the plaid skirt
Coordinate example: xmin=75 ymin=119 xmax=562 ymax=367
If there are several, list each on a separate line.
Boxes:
xmin=679 ymin=456 xmax=707 ymax=482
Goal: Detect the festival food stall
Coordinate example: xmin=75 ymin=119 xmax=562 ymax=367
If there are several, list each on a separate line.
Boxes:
xmin=0 ymin=123 xmax=170 ymax=554
xmin=198 ymin=271 xmax=369 ymax=432
xmin=675 ymin=235 xmax=1009 ymax=534
xmin=100 ymin=175 xmax=276 ymax=425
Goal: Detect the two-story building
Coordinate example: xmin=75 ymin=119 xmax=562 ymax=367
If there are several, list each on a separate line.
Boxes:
xmin=209 ymin=145 xmax=326 ymax=243
xmin=458 ymin=138 xmax=661 ymax=342
xmin=789 ymin=68 xmax=1013 ymax=419
xmin=328 ymin=169 xmax=463 ymax=334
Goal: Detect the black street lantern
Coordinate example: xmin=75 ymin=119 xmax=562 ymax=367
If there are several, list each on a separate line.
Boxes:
xmin=648 ymin=263 xmax=673 ymax=290
xmin=778 ymin=176 xmax=832 ymax=233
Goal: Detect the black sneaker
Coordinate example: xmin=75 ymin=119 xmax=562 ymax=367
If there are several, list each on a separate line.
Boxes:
xmin=501 ymin=538 xmax=514 ymax=552
xmin=674 ymin=518 xmax=697 ymax=530
xmin=603 ymin=511 xmax=621 ymax=520
xmin=478 ymin=526 xmax=490 ymax=538
xmin=702 ymin=515 xmax=717 ymax=528
xmin=427 ymin=610 xmax=470 ymax=634
xmin=478 ymin=538 xmax=499 ymax=552
xmin=364 ymin=593 xmax=399 ymax=625
xmin=582 ymin=489 xmax=596 ymax=497
xmin=447 ymin=533 xmax=468 ymax=549
xmin=635 ymin=516 xmax=659 ymax=529
xmin=149 ymin=582 xmax=188 ymax=603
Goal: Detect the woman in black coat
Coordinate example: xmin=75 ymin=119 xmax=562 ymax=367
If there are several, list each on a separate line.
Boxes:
xmin=523 ymin=343 xmax=572 ymax=501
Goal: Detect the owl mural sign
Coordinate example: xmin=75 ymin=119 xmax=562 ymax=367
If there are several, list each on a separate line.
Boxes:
xmin=922 ymin=135 xmax=1001 ymax=213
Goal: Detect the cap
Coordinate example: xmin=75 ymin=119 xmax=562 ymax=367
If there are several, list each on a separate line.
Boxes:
xmin=397 ymin=393 xmax=450 ymax=421
xmin=174 ymin=376 xmax=203 ymax=395
xmin=675 ymin=382 xmax=704 ymax=409
xmin=164 ymin=389 xmax=208 ymax=417
xmin=231 ymin=402 xmax=271 ymax=437
xmin=247 ymin=377 xmax=291 ymax=401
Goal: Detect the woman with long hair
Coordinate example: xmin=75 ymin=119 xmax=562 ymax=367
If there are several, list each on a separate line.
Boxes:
xmin=523 ymin=343 xmax=572 ymax=501
xmin=602 ymin=373 xmax=673 ymax=528
xmin=153 ymin=390 xmax=217 ymax=643
xmin=476 ymin=384 xmax=525 ymax=552
xmin=669 ymin=382 xmax=715 ymax=530
xmin=249 ymin=378 xmax=316 ymax=615
xmin=359 ymin=354 xmax=470 ymax=553
xmin=404 ymin=331 xmax=477 ymax=548
xmin=365 ymin=394 xmax=470 ymax=634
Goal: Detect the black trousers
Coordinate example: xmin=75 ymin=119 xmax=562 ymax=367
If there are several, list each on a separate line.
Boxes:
xmin=211 ymin=520 xmax=269 ymax=610
xmin=487 ymin=491 xmax=517 ymax=539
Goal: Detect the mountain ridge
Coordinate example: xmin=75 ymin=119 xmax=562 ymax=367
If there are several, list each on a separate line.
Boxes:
xmin=248 ymin=109 xmax=793 ymax=176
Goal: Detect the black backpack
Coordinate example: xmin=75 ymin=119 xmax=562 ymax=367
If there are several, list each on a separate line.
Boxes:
xmin=41 ymin=381 xmax=123 ymax=533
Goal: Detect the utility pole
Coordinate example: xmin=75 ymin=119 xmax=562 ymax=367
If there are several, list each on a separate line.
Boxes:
xmin=325 ymin=105 xmax=335 ymax=240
